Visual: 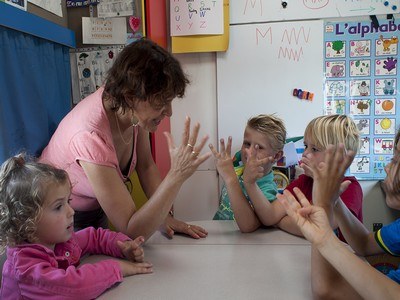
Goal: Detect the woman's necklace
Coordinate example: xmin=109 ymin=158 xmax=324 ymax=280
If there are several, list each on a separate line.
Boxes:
xmin=115 ymin=111 xmax=134 ymax=145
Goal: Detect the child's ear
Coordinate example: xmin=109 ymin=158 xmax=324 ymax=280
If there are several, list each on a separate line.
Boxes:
xmin=274 ymin=150 xmax=284 ymax=162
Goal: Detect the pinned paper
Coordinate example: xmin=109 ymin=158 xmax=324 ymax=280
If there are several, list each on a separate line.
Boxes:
xmin=82 ymin=17 xmax=127 ymax=45
xmin=171 ymin=0 xmax=229 ymax=53
xmin=282 ymin=142 xmax=299 ymax=167
xmin=170 ymin=0 xmax=224 ymax=36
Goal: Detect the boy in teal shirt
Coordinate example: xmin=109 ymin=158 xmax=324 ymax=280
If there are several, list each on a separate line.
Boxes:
xmin=209 ymin=114 xmax=286 ymax=232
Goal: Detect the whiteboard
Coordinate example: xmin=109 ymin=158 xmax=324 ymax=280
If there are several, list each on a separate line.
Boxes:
xmin=217 ymin=20 xmax=324 ymax=151
xmin=231 ymin=0 xmax=398 ymax=24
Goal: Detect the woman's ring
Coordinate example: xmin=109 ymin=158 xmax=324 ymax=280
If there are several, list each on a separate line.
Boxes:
xmin=187 ymin=143 xmax=194 ymax=148
xmin=191 ymin=151 xmax=199 ymax=157
xmin=187 ymin=225 xmax=191 ymax=229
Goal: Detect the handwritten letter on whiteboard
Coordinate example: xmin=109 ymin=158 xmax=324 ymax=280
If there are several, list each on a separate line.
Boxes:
xmin=217 ymin=20 xmax=324 ymax=151
xmin=170 ymin=0 xmax=224 ymax=36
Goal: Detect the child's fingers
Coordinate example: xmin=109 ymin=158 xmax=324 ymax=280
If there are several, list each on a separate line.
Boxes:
xmin=134 ymin=262 xmax=153 ymax=274
xmin=277 ymin=193 xmax=297 ymax=219
xmin=226 ymin=136 xmax=232 ymax=157
xmin=279 ymin=189 xmax=302 ymax=214
xmin=208 ymin=143 xmax=219 ymax=157
xmin=195 ymin=134 xmax=209 ymax=151
xmin=219 ymin=138 xmax=226 ymax=154
xmin=292 ymin=187 xmax=311 ymax=208
xmin=339 ymin=180 xmax=351 ymax=195
xmin=258 ymin=156 xmax=274 ymax=165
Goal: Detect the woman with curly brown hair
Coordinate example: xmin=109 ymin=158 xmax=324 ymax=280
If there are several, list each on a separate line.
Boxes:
xmin=40 ymin=39 xmax=211 ymax=241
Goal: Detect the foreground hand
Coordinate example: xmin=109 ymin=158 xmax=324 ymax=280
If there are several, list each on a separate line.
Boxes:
xmin=302 ymin=144 xmax=355 ymax=207
xmin=160 ymin=215 xmax=208 ymax=239
xmin=243 ymin=145 xmax=274 ymax=184
xmin=117 ymin=236 xmax=145 ymax=263
xmin=118 ymin=259 xmax=153 ymax=277
xmin=209 ymin=136 xmax=236 ymax=181
xmin=277 ymin=187 xmax=334 ymax=247
xmin=164 ymin=116 xmax=212 ymax=183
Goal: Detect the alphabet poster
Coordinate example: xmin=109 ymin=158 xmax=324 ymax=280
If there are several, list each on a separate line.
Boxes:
xmin=324 ymin=18 xmax=399 ymax=180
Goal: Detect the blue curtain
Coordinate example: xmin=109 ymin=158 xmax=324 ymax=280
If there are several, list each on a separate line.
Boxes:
xmin=0 ymin=26 xmax=71 ymax=162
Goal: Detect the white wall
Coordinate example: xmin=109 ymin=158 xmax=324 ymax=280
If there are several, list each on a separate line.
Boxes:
xmin=171 ymin=52 xmax=400 ymax=230
xmin=171 ymin=53 xmax=219 ymax=221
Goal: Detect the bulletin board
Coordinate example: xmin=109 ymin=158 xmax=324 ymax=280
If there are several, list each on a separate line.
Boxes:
xmin=216 ymin=20 xmax=324 ymax=152
xmin=324 ymin=17 xmax=399 ymax=180
xmin=230 ymin=0 xmax=399 ymax=24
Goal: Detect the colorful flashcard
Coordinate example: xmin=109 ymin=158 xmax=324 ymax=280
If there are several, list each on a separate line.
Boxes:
xmin=355 ymin=118 xmax=370 ymax=135
xmin=349 ymin=59 xmax=370 ymax=76
xmin=375 ymin=78 xmax=397 ymax=96
xmin=374 ymin=137 xmax=395 ymax=155
xmin=325 ymin=61 xmax=346 ymax=78
xmin=325 ymin=99 xmax=346 ymax=115
xmin=349 ymin=99 xmax=371 ymax=116
xmin=325 ymin=80 xmax=346 ymax=97
xmin=376 ymin=35 xmax=398 ymax=56
xmin=374 ymin=118 xmax=396 ymax=135
xmin=325 ymin=40 xmax=346 ymax=58
xmin=375 ymin=57 xmax=398 ymax=76
xmin=359 ymin=137 xmax=370 ymax=155
xmin=350 ymin=156 xmax=370 ymax=174
xmin=374 ymin=98 xmax=396 ymax=115
xmin=350 ymin=79 xmax=370 ymax=96
xmin=350 ymin=40 xmax=371 ymax=57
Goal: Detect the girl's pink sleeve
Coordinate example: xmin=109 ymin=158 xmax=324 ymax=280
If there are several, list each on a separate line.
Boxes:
xmin=75 ymin=227 xmax=130 ymax=257
xmin=14 ymin=249 xmax=122 ymax=299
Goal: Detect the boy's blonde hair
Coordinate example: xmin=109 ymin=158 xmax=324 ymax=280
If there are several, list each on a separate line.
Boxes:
xmin=304 ymin=115 xmax=360 ymax=153
xmin=0 ymin=153 xmax=70 ymax=253
xmin=247 ymin=114 xmax=287 ymax=153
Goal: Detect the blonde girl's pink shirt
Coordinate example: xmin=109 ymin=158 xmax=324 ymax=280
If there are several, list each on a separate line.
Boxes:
xmin=1 ymin=227 xmax=129 ymax=299
xmin=40 ymin=87 xmax=138 ymax=211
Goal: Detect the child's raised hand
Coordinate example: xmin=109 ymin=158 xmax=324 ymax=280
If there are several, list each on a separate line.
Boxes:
xmin=209 ymin=137 xmax=236 ymax=181
xmin=243 ymin=145 xmax=274 ymax=184
xmin=277 ymin=187 xmax=334 ymax=247
xmin=302 ymin=144 xmax=355 ymax=207
xmin=117 ymin=236 xmax=145 ymax=263
xmin=118 ymin=259 xmax=153 ymax=277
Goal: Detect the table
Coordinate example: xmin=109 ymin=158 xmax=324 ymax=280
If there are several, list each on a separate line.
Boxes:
xmin=88 ymin=221 xmax=312 ymax=300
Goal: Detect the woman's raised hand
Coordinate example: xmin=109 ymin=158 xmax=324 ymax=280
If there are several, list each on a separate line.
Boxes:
xmin=164 ymin=116 xmax=211 ymax=183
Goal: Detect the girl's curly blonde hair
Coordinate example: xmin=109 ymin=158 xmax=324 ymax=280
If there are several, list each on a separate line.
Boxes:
xmin=0 ymin=153 xmax=69 ymax=254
